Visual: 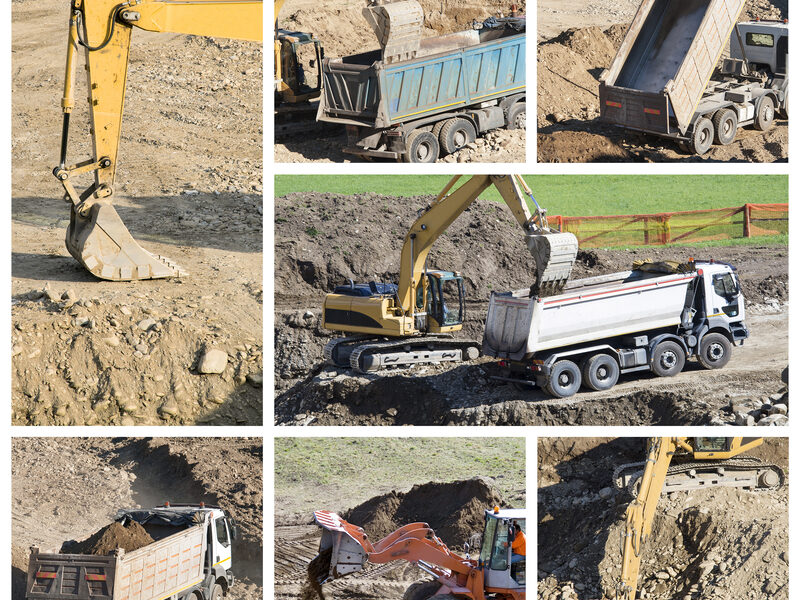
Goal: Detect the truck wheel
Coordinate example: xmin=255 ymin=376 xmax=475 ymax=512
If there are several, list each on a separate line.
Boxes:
xmin=697 ymin=333 xmax=732 ymax=369
xmin=780 ymin=90 xmax=788 ymax=119
xmin=688 ymin=118 xmax=714 ymax=155
xmin=439 ymin=118 xmax=476 ymax=154
xmin=581 ymin=354 xmax=619 ymax=391
xmin=506 ymin=102 xmax=526 ymax=130
xmin=712 ymin=108 xmax=738 ymax=145
xmin=754 ymin=95 xmax=775 ymax=131
xmin=403 ymin=130 xmax=440 ymax=163
xmin=403 ymin=580 xmax=441 ymax=600
xmin=650 ymin=341 xmax=685 ymax=377
xmin=544 ymin=360 xmax=581 ymax=398
xmin=209 ymin=583 xmax=224 ymax=600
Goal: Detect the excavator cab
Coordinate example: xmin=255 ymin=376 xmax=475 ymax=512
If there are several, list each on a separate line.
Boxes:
xmin=478 ymin=508 xmax=526 ymax=588
xmin=424 ymin=271 xmax=466 ymax=331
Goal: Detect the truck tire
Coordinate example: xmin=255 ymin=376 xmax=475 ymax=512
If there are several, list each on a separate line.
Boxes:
xmin=754 ymin=95 xmax=775 ymax=131
xmin=688 ymin=117 xmax=714 ymax=155
xmin=780 ymin=90 xmax=788 ymax=119
xmin=403 ymin=130 xmax=439 ymax=163
xmin=403 ymin=580 xmax=441 ymax=600
xmin=581 ymin=353 xmax=619 ymax=391
xmin=712 ymin=108 xmax=738 ymax=145
xmin=506 ymin=102 xmax=526 ymax=130
xmin=650 ymin=341 xmax=685 ymax=377
xmin=697 ymin=333 xmax=732 ymax=369
xmin=439 ymin=118 xmax=476 ymax=154
xmin=209 ymin=583 xmax=224 ymax=600
xmin=544 ymin=360 xmax=581 ymax=398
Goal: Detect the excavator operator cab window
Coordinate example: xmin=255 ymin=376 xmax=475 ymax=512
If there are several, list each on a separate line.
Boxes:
xmin=428 ymin=274 xmax=464 ymax=327
xmin=694 ymin=437 xmax=730 ymax=452
xmin=479 ymin=515 xmax=510 ymax=571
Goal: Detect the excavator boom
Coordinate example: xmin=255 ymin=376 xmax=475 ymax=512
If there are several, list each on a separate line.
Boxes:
xmin=56 ymin=0 xmax=263 ymax=281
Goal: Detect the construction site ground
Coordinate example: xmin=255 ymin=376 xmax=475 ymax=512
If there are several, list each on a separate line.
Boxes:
xmin=12 ymin=437 xmax=263 ymax=600
xmin=274 ymin=0 xmax=526 ymax=164
xmin=537 ymin=0 xmax=788 ymax=162
xmin=12 ymin=0 xmax=263 ymax=425
xmin=274 ymin=192 xmax=788 ymax=426
xmin=274 ymin=438 xmax=525 ymax=600
xmin=537 ymin=437 xmax=788 ymax=599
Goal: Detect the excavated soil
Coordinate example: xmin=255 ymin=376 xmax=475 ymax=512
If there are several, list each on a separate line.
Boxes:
xmin=12 ymin=437 xmax=263 ymax=600
xmin=274 ymin=0 xmax=525 ymax=163
xmin=274 ymin=192 xmax=788 ymax=426
xmin=62 ymin=521 xmax=155 ymax=556
xmin=277 ymin=477 xmax=514 ymax=600
xmin=12 ymin=0 xmax=263 ymax=425
xmin=537 ymin=438 xmax=788 ymax=599
xmin=537 ymin=0 xmax=788 ymax=162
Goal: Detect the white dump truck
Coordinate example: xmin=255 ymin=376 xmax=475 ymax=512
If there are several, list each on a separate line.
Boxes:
xmin=483 ymin=261 xmax=748 ymax=397
xmin=26 ymin=503 xmax=237 ymax=600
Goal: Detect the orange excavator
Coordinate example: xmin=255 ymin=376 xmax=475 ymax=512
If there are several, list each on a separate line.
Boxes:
xmin=312 ymin=506 xmax=525 ymax=600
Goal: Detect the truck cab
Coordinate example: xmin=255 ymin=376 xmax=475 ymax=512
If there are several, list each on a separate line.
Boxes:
xmin=478 ymin=508 xmax=526 ymax=589
xmin=730 ymin=21 xmax=789 ymax=77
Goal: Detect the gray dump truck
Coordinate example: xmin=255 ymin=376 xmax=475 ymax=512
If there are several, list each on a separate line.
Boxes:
xmin=26 ymin=504 xmax=237 ymax=600
xmin=599 ymin=0 xmax=787 ymax=155
xmin=317 ymin=0 xmax=526 ymax=162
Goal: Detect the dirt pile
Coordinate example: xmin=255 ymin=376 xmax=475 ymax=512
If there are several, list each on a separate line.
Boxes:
xmin=537 ymin=438 xmax=788 ymax=600
xmin=61 ymin=521 xmax=154 ymax=556
xmin=343 ymin=478 xmax=504 ymax=547
xmin=536 ymin=0 xmax=788 ymax=162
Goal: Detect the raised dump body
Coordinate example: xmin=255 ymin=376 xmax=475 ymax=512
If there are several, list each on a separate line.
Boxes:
xmin=599 ymin=0 xmax=746 ymax=136
xmin=483 ymin=262 xmax=748 ymax=397
xmin=318 ymin=18 xmax=526 ymax=161
xmin=26 ymin=505 xmax=236 ymax=600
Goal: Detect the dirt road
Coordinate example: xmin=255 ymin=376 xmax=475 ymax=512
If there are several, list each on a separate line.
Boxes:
xmin=537 ymin=437 xmax=788 ymax=599
xmin=274 ymin=0 xmax=526 ymax=163
xmin=12 ymin=0 xmax=263 ymax=424
xmin=537 ymin=0 xmax=788 ymax=162
xmin=273 ymin=192 xmax=788 ymax=426
xmin=274 ymin=438 xmax=525 ymax=600
xmin=12 ymin=437 xmax=263 ymax=600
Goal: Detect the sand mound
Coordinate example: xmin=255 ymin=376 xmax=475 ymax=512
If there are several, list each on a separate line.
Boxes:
xmin=343 ymin=477 xmax=504 ymax=547
xmin=61 ymin=520 xmax=155 ymax=556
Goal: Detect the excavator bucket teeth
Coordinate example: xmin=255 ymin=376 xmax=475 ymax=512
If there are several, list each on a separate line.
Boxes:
xmin=65 ymin=203 xmax=187 ymax=281
xmin=313 ymin=511 xmax=369 ymax=583
xmin=362 ymin=0 xmax=424 ymax=63
xmin=526 ymin=231 xmax=578 ymax=296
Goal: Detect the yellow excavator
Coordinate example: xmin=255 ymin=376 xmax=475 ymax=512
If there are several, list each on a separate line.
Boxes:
xmin=322 ymin=174 xmax=579 ymax=372
xmin=616 ymin=437 xmax=784 ymax=600
xmin=54 ymin=0 xmax=262 ymax=281
xmin=274 ymin=0 xmax=323 ymax=106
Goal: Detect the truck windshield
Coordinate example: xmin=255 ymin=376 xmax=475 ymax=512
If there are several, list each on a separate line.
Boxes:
xmin=712 ymin=273 xmax=738 ymax=299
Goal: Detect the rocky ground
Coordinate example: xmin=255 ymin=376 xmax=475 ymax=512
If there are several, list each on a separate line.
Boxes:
xmin=273 ymin=191 xmax=788 ymax=426
xmin=274 ymin=438 xmax=525 ymax=600
xmin=537 ymin=437 xmax=788 ymax=599
xmin=537 ymin=0 xmax=788 ymax=162
xmin=12 ymin=437 xmax=263 ymax=600
xmin=274 ymin=0 xmax=526 ymax=163
xmin=12 ymin=0 xmax=263 ymax=424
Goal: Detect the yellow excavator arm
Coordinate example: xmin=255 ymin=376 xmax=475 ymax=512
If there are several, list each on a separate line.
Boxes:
xmin=618 ymin=436 xmax=770 ymax=599
xmin=55 ymin=0 xmax=262 ymax=281
xmin=395 ymin=174 xmax=578 ymax=314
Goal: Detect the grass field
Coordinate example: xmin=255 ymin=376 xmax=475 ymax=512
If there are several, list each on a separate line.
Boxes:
xmin=274 ymin=438 xmax=525 ymax=518
xmin=274 ymin=175 xmax=788 ymax=216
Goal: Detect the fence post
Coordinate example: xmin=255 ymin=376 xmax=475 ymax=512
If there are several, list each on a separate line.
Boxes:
xmin=743 ymin=204 xmax=751 ymax=238
xmin=643 ymin=217 xmax=649 ymax=245
xmin=662 ymin=215 xmax=669 ymax=244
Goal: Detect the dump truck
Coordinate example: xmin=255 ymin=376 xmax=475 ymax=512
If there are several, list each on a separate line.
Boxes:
xmin=599 ymin=0 xmax=788 ymax=155
xmin=25 ymin=503 xmax=237 ymax=600
xmin=483 ymin=260 xmax=747 ymax=397
xmin=317 ymin=0 xmax=525 ymax=162
xmin=313 ymin=507 xmax=526 ymax=599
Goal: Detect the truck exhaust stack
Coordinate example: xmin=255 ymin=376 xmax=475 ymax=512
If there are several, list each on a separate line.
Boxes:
xmin=66 ymin=203 xmax=187 ymax=281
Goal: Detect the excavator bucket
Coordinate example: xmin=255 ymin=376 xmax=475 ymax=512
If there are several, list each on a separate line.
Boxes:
xmin=362 ymin=0 xmax=424 ymax=63
xmin=312 ymin=511 xmax=370 ymax=584
xmin=66 ymin=203 xmax=186 ymax=281
xmin=526 ymin=230 xmax=579 ymax=296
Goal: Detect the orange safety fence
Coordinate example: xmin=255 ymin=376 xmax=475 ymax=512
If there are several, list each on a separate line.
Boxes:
xmin=550 ymin=203 xmax=788 ymax=247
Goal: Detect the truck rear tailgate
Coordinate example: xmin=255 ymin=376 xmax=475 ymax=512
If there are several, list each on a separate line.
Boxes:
xmin=26 ymin=549 xmax=115 ymax=599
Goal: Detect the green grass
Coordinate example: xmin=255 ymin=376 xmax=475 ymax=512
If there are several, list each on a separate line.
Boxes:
xmin=274 ymin=175 xmax=788 ymax=217
xmin=274 ymin=438 xmax=525 ymax=518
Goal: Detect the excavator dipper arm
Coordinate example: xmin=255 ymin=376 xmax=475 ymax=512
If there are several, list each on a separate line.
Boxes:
xmin=56 ymin=0 xmax=262 ymax=281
